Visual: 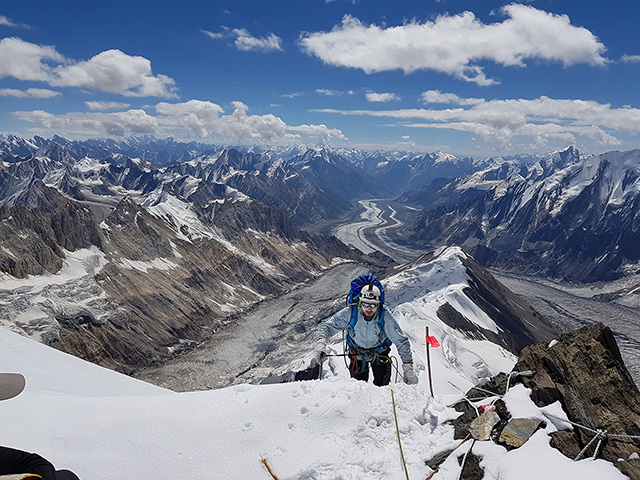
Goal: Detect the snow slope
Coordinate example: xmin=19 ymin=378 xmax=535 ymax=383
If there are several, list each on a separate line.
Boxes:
xmin=0 ymin=248 xmax=628 ymax=479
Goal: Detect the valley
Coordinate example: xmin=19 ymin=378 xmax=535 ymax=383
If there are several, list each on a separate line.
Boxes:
xmin=135 ymin=262 xmax=364 ymax=391
xmin=352 ymin=199 xmax=640 ymax=384
xmin=138 ymin=196 xmax=640 ymax=390
xmin=328 ymin=198 xmax=429 ymax=263
xmin=135 ymin=198 xmax=427 ymax=391
xmin=4 ymin=136 xmax=640 ymax=391
xmin=343 ymin=198 xmax=640 ymax=383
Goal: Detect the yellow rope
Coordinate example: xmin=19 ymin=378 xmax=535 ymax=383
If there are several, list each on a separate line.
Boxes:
xmin=391 ymin=389 xmax=411 ymax=480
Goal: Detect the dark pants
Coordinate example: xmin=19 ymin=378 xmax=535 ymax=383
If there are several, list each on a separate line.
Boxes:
xmin=0 ymin=447 xmax=80 ymax=480
xmin=348 ymin=347 xmax=392 ymax=386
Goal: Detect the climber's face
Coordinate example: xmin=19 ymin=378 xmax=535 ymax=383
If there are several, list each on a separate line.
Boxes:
xmin=360 ymin=301 xmax=378 ymax=321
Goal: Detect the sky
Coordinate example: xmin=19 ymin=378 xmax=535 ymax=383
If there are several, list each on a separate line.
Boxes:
xmin=0 ymin=246 xmax=628 ymax=479
xmin=1 ymin=1 xmax=640 ymax=157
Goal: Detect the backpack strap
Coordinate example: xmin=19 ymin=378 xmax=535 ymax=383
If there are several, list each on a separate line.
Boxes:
xmin=346 ymin=305 xmax=392 ymax=353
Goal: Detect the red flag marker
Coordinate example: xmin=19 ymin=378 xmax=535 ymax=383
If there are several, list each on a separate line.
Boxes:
xmin=426 ymin=335 xmax=440 ymax=348
xmin=425 ymin=327 xmax=435 ymax=397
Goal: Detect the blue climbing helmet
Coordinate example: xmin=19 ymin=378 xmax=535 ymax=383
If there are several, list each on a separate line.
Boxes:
xmin=346 ymin=274 xmax=385 ymax=307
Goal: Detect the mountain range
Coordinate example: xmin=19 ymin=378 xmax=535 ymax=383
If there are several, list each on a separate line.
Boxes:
xmin=400 ymin=146 xmax=640 ymax=282
xmin=2 ymin=134 xmax=640 ymax=375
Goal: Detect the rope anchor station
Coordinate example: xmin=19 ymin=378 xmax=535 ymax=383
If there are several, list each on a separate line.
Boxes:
xmin=542 ymin=412 xmax=640 ymax=461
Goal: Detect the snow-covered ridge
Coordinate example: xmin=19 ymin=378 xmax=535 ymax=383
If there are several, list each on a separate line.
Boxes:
xmin=0 ymin=245 xmax=625 ymax=480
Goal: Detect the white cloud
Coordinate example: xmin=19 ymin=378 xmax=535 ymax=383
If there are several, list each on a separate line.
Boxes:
xmin=0 ymin=15 xmax=15 ymax=26
xmin=0 ymin=88 xmax=61 ymax=98
xmin=300 ymin=4 xmax=607 ymax=85
xmin=0 ymin=37 xmax=64 ymax=82
xmin=51 ymin=49 xmax=178 ymax=98
xmin=313 ymin=94 xmax=640 ymax=150
xmin=0 ymin=15 xmax=29 ymax=28
xmin=203 ymin=27 xmax=283 ymax=52
xmin=421 ymin=89 xmax=483 ymax=105
xmin=201 ymin=29 xmax=224 ymax=40
xmin=288 ymin=123 xmax=347 ymax=144
xmin=232 ymin=28 xmax=283 ymax=52
xmin=14 ymin=100 xmax=346 ymax=146
xmin=0 ymin=37 xmax=177 ymax=98
xmin=621 ymin=54 xmax=640 ymax=63
xmin=366 ymin=92 xmax=400 ymax=103
xmin=85 ymin=101 xmax=131 ymax=111
xmin=316 ymin=88 xmax=341 ymax=96
xmin=155 ymin=99 xmax=226 ymax=138
xmin=316 ymin=88 xmax=355 ymax=96
xmin=13 ymin=109 xmax=164 ymax=137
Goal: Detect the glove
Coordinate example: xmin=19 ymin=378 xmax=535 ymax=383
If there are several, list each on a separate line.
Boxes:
xmin=312 ymin=338 xmax=327 ymax=363
xmin=403 ymin=363 xmax=418 ymax=385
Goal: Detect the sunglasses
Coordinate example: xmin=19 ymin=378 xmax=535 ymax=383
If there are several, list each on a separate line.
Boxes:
xmin=360 ymin=301 xmax=379 ymax=310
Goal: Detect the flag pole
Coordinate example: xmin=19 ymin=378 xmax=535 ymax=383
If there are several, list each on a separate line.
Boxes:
xmin=426 ymin=326 xmax=434 ymax=397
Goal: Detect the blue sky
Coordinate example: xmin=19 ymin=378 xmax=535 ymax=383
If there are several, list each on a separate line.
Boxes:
xmin=1 ymin=0 xmax=640 ymax=157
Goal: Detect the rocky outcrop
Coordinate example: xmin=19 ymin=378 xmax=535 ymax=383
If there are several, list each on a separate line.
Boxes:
xmin=0 ymin=201 xmax=102 ymax=277
xmin=515 ymin=322 xmax=640 ymax=479
xmin=435 ymin=323 xmax=640 ymax=479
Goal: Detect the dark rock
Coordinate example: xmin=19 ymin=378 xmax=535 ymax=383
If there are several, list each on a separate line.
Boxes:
xmin=456 ymin=451 xmax=483 ymax=480
xmin=439 ymin=323 xmax=640 ymax=479
xmin=425 ymin=449 xmax=454 ymax=471
xmin=468 ymin=372 xmax=511 ymax=399
xmin=450 ymin=399 xmax=482 ymax=441
xmin=515 ymin=322 xmax=640 ymax=479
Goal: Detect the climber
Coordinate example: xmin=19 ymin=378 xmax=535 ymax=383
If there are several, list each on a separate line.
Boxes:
xmin=312 ymin=274 xmax=418 ymax=386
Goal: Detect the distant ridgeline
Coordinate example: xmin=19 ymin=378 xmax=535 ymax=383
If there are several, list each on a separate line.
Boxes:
xmin=400 ymin=147 xmax=640 ymax=283
xmin=4 ymin=135 xmax=640 ymax=283
xmin=1 ymin=134 xmax=640 ymax=374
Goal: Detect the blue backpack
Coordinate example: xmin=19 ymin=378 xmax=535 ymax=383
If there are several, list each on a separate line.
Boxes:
xmin=345 ymin=274 xmax=392 ymax=352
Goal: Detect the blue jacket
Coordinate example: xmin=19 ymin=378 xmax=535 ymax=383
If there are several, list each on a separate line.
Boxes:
xmin=316 ymin=306 xmax=413 ymax=363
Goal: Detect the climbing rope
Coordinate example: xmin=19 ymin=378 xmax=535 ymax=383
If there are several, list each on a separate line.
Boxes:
xmin=542 ymin=411 xmax=640 ymax=460
xmin=575 ymin=429 xmax=608 ymax=461
xmin=379 ymin=354 xmax=404 ymax=383
xmin=505 ymin=370 xmax=533 ymax=393
xmin=447 ymin=370 xmax=535 ymax=411
xmin=456 ymin=438 xmax=477 ymax=480
xmin=446 ymin=381 xmax=490 ymax=416
xmin=391 ymin=389 xmax=411 ymax=480
xmin=260 ymin=456 xmax=280 ymax=480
